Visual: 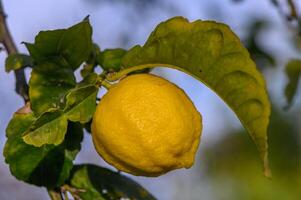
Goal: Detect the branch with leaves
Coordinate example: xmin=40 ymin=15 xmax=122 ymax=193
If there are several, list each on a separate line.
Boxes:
xmin=1 ymin=1 xmax=273 ymax=200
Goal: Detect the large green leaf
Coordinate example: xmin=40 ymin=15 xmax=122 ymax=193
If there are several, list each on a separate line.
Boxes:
xmin=23 ymin=74 xmax=98 ymax=147
xmin=4 ymin=113 xmax=83 ymax=188
xmin=25 ymin=18 xmax=93 ymax=70
xmin=29 ymin=62 xmax=76 ymax=115
xmin=5 ymin=53 xmax=33 ymax=72
xmin=284 ymin=59 xmax=301 ymax=108
xmin=119 ymin=17 xmax=271 ymax=175
xmin=69 ymin=164 xmax=156 ymax=200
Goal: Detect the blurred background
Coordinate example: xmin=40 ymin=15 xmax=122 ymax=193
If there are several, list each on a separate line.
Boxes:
xmin=1 ymin=0 xmax=301 ymax=199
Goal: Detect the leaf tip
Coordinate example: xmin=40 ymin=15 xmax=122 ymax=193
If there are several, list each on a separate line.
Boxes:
xmin=83 ymin=15 xmax=90 ymax=22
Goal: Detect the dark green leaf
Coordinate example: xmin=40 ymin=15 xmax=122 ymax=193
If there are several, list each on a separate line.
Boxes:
xmin=25 ymin=18 xmax=93 ymax=70
xmin=5 ymin=54 xmax=33 ymax=72
xmin=98 ymin=48 xmax=127 ymax=72
xmin=81 ymin=44 xmax=101 ymax=77
xmin=4 ymin=113 xmax=83 ymax=188
xmin=284 ymin=59 xmax=301 ymax=108
xmin=29 ymin=62 xmax=76 ymax=115
xmin=81 ymin=63 xmax=96 ymax=78
xmin=69 ymin=164 xmax=156 ymax=200
xmin=121 ymin=17 xmax=271 ymax=175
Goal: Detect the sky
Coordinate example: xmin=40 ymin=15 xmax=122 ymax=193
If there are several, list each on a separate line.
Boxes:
xmin=0 ymin=0 xmax=298 ymax=199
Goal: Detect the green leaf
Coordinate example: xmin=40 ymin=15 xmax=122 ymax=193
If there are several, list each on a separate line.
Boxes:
xmin=120 ymin=17 xmax=271 ymax=176
xmin=98 ymin=48 xmax=127 ymax=72
xmin=284 ymin=59 xmax=301 ymax=108
xmin=69 ymin=164 xmax=156 ymax=200
xmin=29 ymin=62 xmax=76 ymax=115
xmin=4 ymin=113 xmax=83 ymax=188
xmin=81 ymin=44 xmax=101 ymax=77
xmin=5 ymin=54 xmax=33 ymax=72
xmin=22 ymin=109 xmax=68 ymax=147
xmin=24 ymin=74 xmax=98 ymax=147
xmin=64 ymin=74 xmax=98 ymax=123
xmin=25 ymin=18 xmax=93 ymax=70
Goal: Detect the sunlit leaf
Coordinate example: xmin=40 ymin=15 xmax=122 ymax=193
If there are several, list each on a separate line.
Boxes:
xmin=22 ymin=109 xmax=67 ymax=147
xmin=5 ymin=54 xmax=33 ymax=72
xmin=4 ymin=113 xmax=83 ymax=188
xmin=120 ymin=17 xmax=271 ymax=175
xmin=284 ymin=59 xmax=301 ymax=108
xmin=69 ymin=164 xmax=156 ymax=200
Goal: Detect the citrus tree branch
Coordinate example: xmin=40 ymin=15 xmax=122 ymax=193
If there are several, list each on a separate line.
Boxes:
xmin=0 ymin=0 xmax=29 ymax=102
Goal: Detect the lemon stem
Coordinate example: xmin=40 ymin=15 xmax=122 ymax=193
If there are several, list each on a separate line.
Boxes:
xmin=101 ymin=80 xmax=112 ymax=90
xmin=106 ymin=64 xmax=159 ymax=81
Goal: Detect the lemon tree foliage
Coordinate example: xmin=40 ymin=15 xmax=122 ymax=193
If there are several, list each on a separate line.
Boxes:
xmin=26 ymin=18 xmax=93 ymax=115
xmin=23 ymin=73 xmax=98 ymax=147
xmin=3 ymin=16 xmax=271 ymax=198
xmin=81 ymin=44 xmax=101 ymax=78
xmin=284 ymin=59 xmax=301 ymax=108
xmin=4 ymin=113 xmax=83 ymax=188
xmin=69 ymin=164 xmax=156 ymax=200
xmin=117 ymin=17 xmax=271 ymax=175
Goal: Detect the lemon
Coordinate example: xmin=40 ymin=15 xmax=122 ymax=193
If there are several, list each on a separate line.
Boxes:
xmin=91 ymin=74 xmax=202 ymax=176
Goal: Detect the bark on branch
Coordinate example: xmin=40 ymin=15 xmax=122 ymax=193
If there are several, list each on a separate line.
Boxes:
xmin=0 ymin=0 xmax=29 ymax=102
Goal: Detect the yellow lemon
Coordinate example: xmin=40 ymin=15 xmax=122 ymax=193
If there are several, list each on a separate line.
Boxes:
xmin=91 ymin=74 xmax=202 ymax=176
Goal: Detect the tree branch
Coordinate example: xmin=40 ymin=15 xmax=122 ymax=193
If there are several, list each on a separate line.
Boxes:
xmin=0 ymin=0 xmax=29 ymax=102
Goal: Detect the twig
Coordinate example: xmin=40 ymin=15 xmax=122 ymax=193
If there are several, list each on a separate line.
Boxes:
xmin=47 ymin=189 xmax=63 ymax=200
xmin=0 ymin=0 xmax=29 ymax=102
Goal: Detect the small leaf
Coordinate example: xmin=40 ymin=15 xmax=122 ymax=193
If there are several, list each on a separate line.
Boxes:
xmin=65 ymin=74 xmax=98 ymax=123
xmin=69 ymin=164 xmax=156 ymax=200
xmin=121 ymin=17 xmax=271 ymax=175
xmin=5 ymin=54 xmax=33 ymax=72
xmin=81 ymin=44 xmax=101 ymax=78
xmin=4 ymin=113 xmax=83 ymax=188
xmin=98 ymin=48 xmax=127 ymax=72
xmin=29 ymin=62 xmax=76 ymax=115
xmin=284 ymin=59 xmax=301 ymax=108
xmin=22 ymin=109 xmax=68 ymax=147
xmin=25 ymin=18 xmax=93 ymax=70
